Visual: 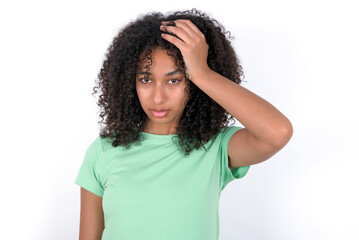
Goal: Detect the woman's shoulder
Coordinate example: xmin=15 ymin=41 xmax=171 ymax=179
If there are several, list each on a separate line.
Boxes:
xmin=214 ymin=125 xmax=244 ymax=144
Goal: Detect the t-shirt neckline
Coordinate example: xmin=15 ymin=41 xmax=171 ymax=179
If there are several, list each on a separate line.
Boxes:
xmin=140 ymin=131 xmax=178 ymax=141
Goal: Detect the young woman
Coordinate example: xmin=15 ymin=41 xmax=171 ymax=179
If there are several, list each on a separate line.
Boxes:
xmin=75 ymin=8 xmax=293 ymax=240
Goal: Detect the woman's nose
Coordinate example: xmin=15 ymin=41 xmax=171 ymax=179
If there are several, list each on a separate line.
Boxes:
xmin=153 ymin=85 xmax=167 ymax=104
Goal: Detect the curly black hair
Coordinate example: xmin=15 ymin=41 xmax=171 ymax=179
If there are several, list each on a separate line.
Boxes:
xmin=92 ymin=8 xmax=245 ymax=155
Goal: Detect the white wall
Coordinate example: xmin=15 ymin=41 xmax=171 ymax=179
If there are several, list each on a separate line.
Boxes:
xmin=1 ymin=0 xmax=357 ymax=239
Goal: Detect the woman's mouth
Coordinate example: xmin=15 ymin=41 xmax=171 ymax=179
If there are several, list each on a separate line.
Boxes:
xmin=150 ymin=110 xmax=169 ymax=118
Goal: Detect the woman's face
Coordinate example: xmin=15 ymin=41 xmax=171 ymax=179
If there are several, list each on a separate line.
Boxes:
xmin=136 ymin=48 xmax=189 ymax=135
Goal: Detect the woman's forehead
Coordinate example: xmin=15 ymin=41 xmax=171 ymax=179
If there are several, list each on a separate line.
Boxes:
xmin=137 ymin=68 xmax=184 ymax=76
xmin=136 ymin=59 xmax=182 ymax=73
xmin=138 ymin=48 xmax=178 ymax=63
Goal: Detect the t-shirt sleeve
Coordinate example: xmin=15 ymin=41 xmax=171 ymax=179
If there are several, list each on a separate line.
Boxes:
xmin=74 ymin=136 xmax=104 ymax=197
xmin=220 ymin=126 xmax=251 ymax=191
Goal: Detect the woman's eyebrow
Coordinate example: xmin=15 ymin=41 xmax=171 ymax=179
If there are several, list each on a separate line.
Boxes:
xmin=137 ymin=69 xmax=183 ymax=76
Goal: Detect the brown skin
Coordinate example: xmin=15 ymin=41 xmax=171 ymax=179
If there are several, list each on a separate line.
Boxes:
xmin=78 ymin=188 xmax=104 ymax=240
xmin=136 ymin=47 xmax=189 ymax=135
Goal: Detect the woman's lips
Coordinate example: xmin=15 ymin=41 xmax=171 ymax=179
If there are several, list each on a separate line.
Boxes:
xmin=151 ymin=110 xmax=169 ymax=118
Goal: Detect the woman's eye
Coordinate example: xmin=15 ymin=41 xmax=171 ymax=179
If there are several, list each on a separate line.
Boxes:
xmin=169 ymin=79 xmax=180 ymax=84
xmin=139 ymin=78 xmax=150 ymax=84
xmin=139 ymin=78 xmax=181 ymax=84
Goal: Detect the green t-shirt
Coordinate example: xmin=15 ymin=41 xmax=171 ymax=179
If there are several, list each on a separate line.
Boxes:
xmin=74 ymin=126 xmax=250 ymax=240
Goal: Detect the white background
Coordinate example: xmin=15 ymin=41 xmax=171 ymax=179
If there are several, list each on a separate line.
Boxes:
xmin=1 ymin=0 xmax=358 ymax=239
